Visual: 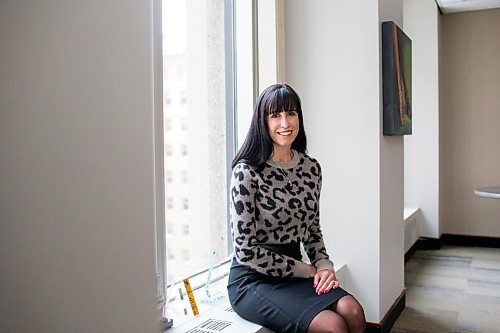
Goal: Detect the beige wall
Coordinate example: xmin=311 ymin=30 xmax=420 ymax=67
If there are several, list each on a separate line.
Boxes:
xmin=440 ymin=8 xmax=500 ymax=237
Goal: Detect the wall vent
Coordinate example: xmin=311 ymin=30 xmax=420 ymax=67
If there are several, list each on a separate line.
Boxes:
xmin=187 ymin=319 xmax=233 ymax=332
xmin=224 ymin=307 xmax=235 ymax=313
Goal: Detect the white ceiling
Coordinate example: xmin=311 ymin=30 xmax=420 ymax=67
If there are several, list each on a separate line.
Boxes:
xmin=436 ymin=0 xmax=500 ymax=14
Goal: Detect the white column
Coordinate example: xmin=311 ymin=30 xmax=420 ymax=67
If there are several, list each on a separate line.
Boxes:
xmin=285 ymin=0 xmax=405 ymax=322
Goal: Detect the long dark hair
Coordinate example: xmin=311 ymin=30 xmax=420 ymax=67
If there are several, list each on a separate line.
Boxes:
xmin=232 ymin=84 xmax=307 ymax=170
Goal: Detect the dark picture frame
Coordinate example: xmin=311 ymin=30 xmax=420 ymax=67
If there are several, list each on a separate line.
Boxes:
xmin=382 ymin=21 xmax=412 ymax=136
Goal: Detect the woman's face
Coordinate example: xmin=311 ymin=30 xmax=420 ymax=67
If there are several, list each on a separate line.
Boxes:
xmin=266 ymin=110 xmax=299 ymax=150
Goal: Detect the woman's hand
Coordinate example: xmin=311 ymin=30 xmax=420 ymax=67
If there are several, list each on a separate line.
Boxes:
xmin=313 ymin=268 xmax=339 ymax=295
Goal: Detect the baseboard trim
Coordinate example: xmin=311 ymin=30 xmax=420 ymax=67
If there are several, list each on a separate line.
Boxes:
xmin=416 ymin=236 xmax=442 ymax=250
xmin=404 ymin=241 xmax=418 ymax=264
xmin=441 ymin=233 xmax=500 ymax=248
xmin=366 ymin=289 xmax=406 ymax=333
xmin=405 ymin=234 xmax=500 ymax=263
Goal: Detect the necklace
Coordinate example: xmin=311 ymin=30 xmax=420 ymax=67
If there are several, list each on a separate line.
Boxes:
xmin=272 ymin=153 xmax=296 ymax=189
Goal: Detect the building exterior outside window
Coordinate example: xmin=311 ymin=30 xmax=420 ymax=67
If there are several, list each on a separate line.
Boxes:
xmin=162 ymin=0 xmax=229 ymax=285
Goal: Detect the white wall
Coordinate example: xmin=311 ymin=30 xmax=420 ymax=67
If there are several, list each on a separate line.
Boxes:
xmin=0 ymin=1 xmax=159 ymax=332
xmin=403 ymin=0 xmax=440 ymax=238
xmin=378 ymin=0 xmax=405 ymax=320
xmin=284 ymin=0 xmax=404 ymax=323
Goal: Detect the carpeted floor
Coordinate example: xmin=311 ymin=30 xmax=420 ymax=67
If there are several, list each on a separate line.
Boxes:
xmin=391 ymin=245 xmax=500 ymax=333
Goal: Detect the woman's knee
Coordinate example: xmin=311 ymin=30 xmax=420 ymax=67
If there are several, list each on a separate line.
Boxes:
xmin=308 ymin=310 xmax=348 ymax=333
xmin=335 ymin=296 xmax=366 ymax=325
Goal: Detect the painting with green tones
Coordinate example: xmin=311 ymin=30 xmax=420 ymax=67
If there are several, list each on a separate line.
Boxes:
xmin=382 ymin=21 xmax=412 ymax=136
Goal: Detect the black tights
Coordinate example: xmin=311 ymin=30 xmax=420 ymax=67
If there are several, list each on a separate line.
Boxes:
xmin=307 ymin=295 xmax=366 ymax=333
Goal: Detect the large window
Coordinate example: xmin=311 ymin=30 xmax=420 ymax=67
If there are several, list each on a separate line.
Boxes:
xmin=162 ymin=0 xmax=229 ymax=286
xmin=157 ymin=0 xmax=284 ymax=326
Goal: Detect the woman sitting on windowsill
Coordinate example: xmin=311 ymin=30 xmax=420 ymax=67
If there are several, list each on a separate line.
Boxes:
xmin=227 ymin=83 xmax=366 ymax=333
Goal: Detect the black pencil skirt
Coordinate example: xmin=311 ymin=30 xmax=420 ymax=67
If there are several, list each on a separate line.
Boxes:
xmin=227 ymin=243 xmax=350 ymax=333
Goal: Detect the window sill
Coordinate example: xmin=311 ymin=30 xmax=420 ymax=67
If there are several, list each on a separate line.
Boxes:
xmin=404 ymin=207 xmax=420 ymax=253
xmin=166 ymin=262 xmax=347 ymax=333
xmin=167 ymin=274 xmax=273 ymax=333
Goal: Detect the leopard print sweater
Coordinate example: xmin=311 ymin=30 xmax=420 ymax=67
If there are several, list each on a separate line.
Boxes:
xmin=230 ymin=150 xmax=334 ymax=278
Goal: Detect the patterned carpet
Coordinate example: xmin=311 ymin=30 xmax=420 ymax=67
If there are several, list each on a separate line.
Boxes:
xmin=391 ymin=245 xmax=500 ymax=333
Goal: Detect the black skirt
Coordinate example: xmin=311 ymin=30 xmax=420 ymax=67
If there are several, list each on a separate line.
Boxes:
xmin=227 ymin=243 xmax=350 ymax=333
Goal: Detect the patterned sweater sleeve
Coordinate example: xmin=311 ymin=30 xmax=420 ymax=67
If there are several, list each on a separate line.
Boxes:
xmin=303 ymin=163 xmax=335 ymax=273
xmin=230 ymin=163 xmax=311 ymax=278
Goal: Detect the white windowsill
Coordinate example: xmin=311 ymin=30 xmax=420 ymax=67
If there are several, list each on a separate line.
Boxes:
xmin=167 ymin=262 xmax=347 ymax=333
xmin=403 ymin=207 xmax=419 ymax=222
xmin=404 ymin=207 xmax=420 ymax=253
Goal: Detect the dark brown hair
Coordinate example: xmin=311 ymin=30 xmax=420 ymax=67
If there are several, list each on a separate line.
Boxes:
xmin=232 ymin=84 xmax=307 ymax=170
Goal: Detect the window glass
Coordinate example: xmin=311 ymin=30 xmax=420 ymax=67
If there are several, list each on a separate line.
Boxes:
xmin=182 ymin=224 xmax=189 ymax=236
xmin=162 ymin=0 xmax=228 ymax=285
xmin=167 ymin=248 xmax=175 ymax=260
xmin=167 ymin=222 xmax=174 ymax=234
xmin=166 ymin=171 xmax=173 ymax=183
xmin=165 ymin=144 xmax=172 ymax=156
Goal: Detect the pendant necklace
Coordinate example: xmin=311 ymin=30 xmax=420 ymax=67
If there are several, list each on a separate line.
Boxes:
xmin=273 ymin=152 xmax=296 ymax=189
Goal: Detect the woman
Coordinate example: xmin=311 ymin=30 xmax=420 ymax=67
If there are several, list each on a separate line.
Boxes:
xmin=227 ymin=84 xmax=366 ymax=333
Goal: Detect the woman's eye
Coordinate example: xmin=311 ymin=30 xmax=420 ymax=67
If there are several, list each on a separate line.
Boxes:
xmin=270 ymin=113 xmax=280 ymax=118
xmin=287 ymin=111 xmax=297 ymax=116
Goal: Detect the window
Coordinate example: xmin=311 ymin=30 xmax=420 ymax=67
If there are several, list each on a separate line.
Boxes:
xmin=167 ymin=222 xmax=174 ymax=234
xmin=165 ymin=118 xmax=172 ymax=131
xmin=182 ymin=249 xmax=190 ymax=261
xmin=167 ymin=248 xmax=175 ymax=260
xmin=165 ymin=144 xmax=172 ymax=156
xmin=179 ymin=90 xmax=187 ymax=104
xmin=162 ymin=0 xmax=230 ymax=290
xmin=166 ymin=171 xmax=173 ymax=183
xmin=182 ymin=224 xmax=189 ymax=236
xmin=157 ymin=0 xmax=283 ymax=325
xmin=180 ymin=117 xmax=187 ymax=131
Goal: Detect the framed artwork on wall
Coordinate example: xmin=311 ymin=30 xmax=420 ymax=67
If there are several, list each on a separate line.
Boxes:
xmin=382 ymin=21 xmax=412 ymax=136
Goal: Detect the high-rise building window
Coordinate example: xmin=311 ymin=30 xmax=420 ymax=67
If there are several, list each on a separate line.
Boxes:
xmin=181 ymin=170 xmax=188 ymax=183
xmin=181 ymin=144 xmax=187 ymax=156
xmin=182 ymin=249 xmax=190 ymax=261
xmin=167 ymin=197 xmax=173 ymax=210
xmin=167 ymin=222 xmax=174 ymax=234
xmin=165 ymin=118 xmax=172 ymax=131
xmin=179 ymin=90 xmax=187 ymax=104
xmin=166 ymin=171 xmax=173 ymax=183
xmin=167 ymin=248 xmax=175 ymax=260
xmin=165 ymin=144 xmax=173 ymax=156
xmin=180 ymin=117 xmax=187 ymax=131
xmin=182 ymin=224 xmax=189 ymax=236
xmin=182 ymin=198 xmax=188 ymax=210
xmin=165 ymin=93 xmax=172 ymax=105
